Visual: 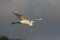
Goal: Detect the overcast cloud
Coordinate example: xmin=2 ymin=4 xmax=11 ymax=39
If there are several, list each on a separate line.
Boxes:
xmin=0 ymin=0 xmax=60 ymax=40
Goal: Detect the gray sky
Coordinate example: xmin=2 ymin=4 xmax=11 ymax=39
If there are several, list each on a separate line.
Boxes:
xmin=0 ymin=0 xmax=60 ymax=40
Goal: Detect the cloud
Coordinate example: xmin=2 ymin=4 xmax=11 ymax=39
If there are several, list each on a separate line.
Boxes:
xmin=0 ymin=0 xmax=60 ymax=39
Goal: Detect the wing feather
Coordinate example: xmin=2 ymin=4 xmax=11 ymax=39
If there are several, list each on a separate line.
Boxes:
xmin=13 ymin=13 xmax=27 ymax=21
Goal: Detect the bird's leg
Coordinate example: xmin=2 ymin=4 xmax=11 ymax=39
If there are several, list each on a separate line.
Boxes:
xmin=17 ymin=22 xmax=22 ymax=24
xmin=11 ymin=22 xmax=17 ymax=24
xmin=11 ymin=21 xmax=22 ymax=24
xmin=17 ymin=22 xmax=20 ymax=23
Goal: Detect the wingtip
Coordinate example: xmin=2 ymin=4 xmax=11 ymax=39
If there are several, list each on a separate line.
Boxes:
xmin=14 ymin=11 xmax=18 ymax=13
xmin=13 ymin=11 xmax=19 ymax=15
xmin=13 ymin=11 xmax=18 ymax=14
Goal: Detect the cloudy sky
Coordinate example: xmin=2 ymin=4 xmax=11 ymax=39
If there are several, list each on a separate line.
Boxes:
xmin=0 ymin=0 xmax=60 ymax=40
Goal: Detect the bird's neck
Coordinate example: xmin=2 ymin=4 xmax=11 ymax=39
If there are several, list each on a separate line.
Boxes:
xmin=28 ymin=21 xmax=34 ymax=26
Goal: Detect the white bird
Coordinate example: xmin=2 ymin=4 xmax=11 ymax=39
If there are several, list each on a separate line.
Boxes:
xmin=11 ymin=11 xmax=34 ymax=26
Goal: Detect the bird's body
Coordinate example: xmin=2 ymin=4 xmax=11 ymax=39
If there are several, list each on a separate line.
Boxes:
xmin=19 ymin=20 xmax=34 ymax=26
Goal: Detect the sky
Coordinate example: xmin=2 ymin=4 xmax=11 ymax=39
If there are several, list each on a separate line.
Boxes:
xmin=0 ymin=0 xmax=60 ymax=40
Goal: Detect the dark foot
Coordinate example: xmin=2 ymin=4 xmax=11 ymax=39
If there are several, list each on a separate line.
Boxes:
xmin=11 ymin=22 xmax=16 ymax=24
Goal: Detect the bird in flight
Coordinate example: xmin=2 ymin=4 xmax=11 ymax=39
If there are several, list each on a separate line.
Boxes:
xmin=11 ymin=11 xmax=34 ymax=26
xmin=11 ymin=11 xmax=42 ymax=26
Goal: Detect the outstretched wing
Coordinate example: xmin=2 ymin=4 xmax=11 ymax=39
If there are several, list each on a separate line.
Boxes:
xmin=13 ymin=12 xmax=27 ymax=21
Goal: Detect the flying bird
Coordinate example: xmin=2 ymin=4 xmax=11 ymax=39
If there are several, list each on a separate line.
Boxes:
xmin=11 ymin=11 xmax=42 ymax=26
xmin=11 ymin=11 xmax=34 ymax=26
